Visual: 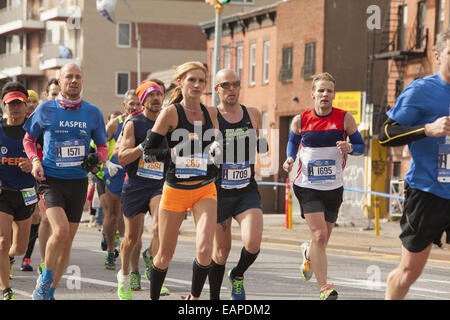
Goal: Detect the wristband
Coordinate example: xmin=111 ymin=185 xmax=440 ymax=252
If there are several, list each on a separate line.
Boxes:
xmin=348 ymin=143 xmax=353 ymax=154
xmin=138 ymin=143 xmax=145 ymax=153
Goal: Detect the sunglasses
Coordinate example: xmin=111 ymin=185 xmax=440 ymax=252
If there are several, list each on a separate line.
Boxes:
xmin=217 ymin=80 xmax=241 ymax=90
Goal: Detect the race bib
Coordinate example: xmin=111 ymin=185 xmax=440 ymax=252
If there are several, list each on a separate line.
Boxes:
xmin=137 ymin=157 xmax=164 ymax=180
xmin=221 ymin=162 xmax=251 ymax=189
xmin=175 ymin=153 xmax=207 ymax=179
xmin=307 ymin=159 xmax=336 ymax=184
xmin=55 ymin=139 xmax=85 ymax=167
xmin=21 ymin=187 xmax=38 ymax=206
xmin=438 ymin=144 xmax=450 ymax=183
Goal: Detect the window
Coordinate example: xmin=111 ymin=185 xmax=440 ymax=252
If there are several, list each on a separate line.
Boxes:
xmin=397 ymin=5 xmax=407 ymax=50
xmin=116 ymin=72 xmax=130 ymax=96
xmin=279 ymin=46 xmax=293 ymax=82
xmin=117 ymin=22 xmax=131 ymax=47
xmin=0 ymin=36 xmax=6 ymax=55
xmin=236 ymin=42 xmax=243 ymax=79
xmin=302 ymin=42 xmax=315 ymax=79
xmin=262 ymin=40 xmax=270 ymax=84
xmin=416 ymin=1 xmax=427 ymax=49
xmin=249 ymin=43 xmax=256 ymax=85
xmin=393 ymin=162 xmax=401 ymax=178
xmin=435 ymin=0 xmax=445 ymax=43
xmin=223 ymin=45 xmax=230 ymax=69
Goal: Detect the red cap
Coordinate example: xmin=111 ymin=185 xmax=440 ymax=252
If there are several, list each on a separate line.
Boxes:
xmin=3 ymin=91 xmax=27 ymax=104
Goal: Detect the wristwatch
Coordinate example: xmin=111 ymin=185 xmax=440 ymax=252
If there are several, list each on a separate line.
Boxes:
xmin=348 ymin=143 xmax=353 ymax=154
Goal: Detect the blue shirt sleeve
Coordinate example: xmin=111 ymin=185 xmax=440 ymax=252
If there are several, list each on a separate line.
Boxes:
xmin=90 ymin=106 xmax=107 ymax=145
xmin=386 ymin=81 xmax=426 ymax=126
xmin=23 ymin=102 xmax=54 ymax=138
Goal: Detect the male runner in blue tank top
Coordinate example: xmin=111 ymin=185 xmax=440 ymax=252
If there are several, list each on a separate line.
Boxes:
xmin=207 ymin=69 xmax=266 ymax=300
xmin=23 ymin=63 xmax=108 ymax=300
xmin=0 ymin=81 xmax=36 ymax=300
xmin=380 ymin=28 xmax=450 ymax=300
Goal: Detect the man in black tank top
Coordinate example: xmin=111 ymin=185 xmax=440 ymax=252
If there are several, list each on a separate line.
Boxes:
xmin=208 ymin=69 xmax=267 ymax=300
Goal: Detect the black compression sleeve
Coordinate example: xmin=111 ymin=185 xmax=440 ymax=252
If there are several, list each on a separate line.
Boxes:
xmin=379 ymin=118 xmax=427 ymax=147
xmin=142 ymin=130 xmax=171 ymax=161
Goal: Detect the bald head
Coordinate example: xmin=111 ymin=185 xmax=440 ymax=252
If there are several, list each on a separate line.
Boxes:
xmin=215 ymin=69 xmax=238 ymax=86
xmin=214 ymin=68 xmax=241 ymax=107
xmin=59 ymin=63 xmax=82 ymax=100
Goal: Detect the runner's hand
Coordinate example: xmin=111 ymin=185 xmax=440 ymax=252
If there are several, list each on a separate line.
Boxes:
xmin=208 ymin=141 xmax=222 ymax=167
xmin=81 ymin=153 xmax=100 ymax=173
xmin=31 ymin=160 xmax=46 ymax=181
xmin=18 ymin=157 xmax=32 ymax=173
xmin=105 ymin=160 xmax=122 ymax=177
xmin=283 ymin=157 xmax=295 ymax=173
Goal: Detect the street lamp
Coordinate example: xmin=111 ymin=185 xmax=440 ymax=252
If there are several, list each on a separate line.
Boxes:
xmin=97 ymin=0 xmax=142 ymax=86
xmin=205 ymin=0 xmax=230 ymax=106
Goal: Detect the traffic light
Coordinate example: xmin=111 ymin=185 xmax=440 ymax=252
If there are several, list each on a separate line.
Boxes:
xmin=205 ymin=0 xmax=230 ymax=14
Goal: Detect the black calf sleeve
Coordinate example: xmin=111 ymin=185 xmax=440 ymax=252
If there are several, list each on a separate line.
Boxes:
xmin=191 ymin=259 xmax=212 ymax=298
xmin=231 ymin=247 xmax=260 ymax=278
xmin=150 ymin=264 xmax=168 ymax=300
xmin=208 ymin=260 xmax=226 ymax=300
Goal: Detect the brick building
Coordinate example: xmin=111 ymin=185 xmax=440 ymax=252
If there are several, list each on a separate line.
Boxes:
xmin=372 ymin=0 xmax=449 ymax=187
xmin=201 ymin=0 xmax=391 ymax=215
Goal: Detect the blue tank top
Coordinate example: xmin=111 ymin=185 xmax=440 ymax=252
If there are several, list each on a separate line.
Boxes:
xmin=0 ymin=119 xmax=35 ymax=189
xmin=125 ymin=112 xmax=167 ymax=190
xmin=23 ymin=99 xmax=107 ymax=180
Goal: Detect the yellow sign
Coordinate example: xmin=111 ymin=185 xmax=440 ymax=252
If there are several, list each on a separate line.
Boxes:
xmin=334 ymin=91 xmax=362 ymax=125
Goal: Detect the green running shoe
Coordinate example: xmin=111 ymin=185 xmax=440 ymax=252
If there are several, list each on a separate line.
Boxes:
xmin=38 ymin=262 xmax=45 ymax=275
xmin=3 ymin=288 xmax=15 ymax=300
xmin=160 ymin=284 xmax=170 ymax=296
xmin=9 ymin=257 xmax=14 ymax=279
xmin=130 ymin=271 xmax=141 ymax=291
xmin=142 ymin=249 xmax=152 ymax=281
xmin=105 ymin=252 xmax=116 ymax=270
xmin=228 ymin=268 xmax=245 ymax=300
xmin=300 ymin=242 xmax=313 ymax=281
xmin=319 ymin=284 xmax=338 ymax=300
xmin=117 ymin=272 xmax=132 ymax=300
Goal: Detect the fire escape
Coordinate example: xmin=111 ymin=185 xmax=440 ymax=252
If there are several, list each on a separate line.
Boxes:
xmin=368 ymin=0 xmax=428 ymax=137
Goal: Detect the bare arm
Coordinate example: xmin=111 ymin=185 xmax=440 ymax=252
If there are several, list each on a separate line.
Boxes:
xmin=117 ymin=120 xmax=142 ymax=167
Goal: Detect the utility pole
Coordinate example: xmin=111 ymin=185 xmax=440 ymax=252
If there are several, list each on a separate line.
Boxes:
xmin=205 ymin=0 xmax=230 ymax=106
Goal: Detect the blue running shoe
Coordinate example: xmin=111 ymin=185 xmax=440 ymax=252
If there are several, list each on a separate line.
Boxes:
xmin=33 ymin=275 xmax=52 ymax=300
xmin=105 ymin=252 xmax=116 ymax=270
xmin=228 ymin=268 xmax=245 ymax=300
xmin=142 ymin=249 xmax=152 ymax=280
xmin=130 ymin=271 xmax=141 ymax=291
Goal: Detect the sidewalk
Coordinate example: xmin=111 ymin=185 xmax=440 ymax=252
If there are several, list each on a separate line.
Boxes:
xmin=174 ymin=213 xmax=450 ymax=261
xmin=80 ymin=211 xmax=450 ymax=261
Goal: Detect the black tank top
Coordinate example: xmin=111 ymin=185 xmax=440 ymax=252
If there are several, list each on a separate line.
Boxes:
xmin=166 ymin=103 xmax=217 ymax=183
xmin=215 ymin=105 xmax=257 ymax=194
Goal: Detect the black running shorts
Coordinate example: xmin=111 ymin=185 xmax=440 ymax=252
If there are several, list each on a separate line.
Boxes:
xmin=399 ymin=183 xmax=450 ymax=253
xmin=293 ymin=185 xmax=343 ymax=223
xmin=217 ymin=189 xmax=262 ymax=224
xmin=0 ymin=189 xmax=35 ymax=221
xmin=38 ymin=176 xmax=88 ymax=223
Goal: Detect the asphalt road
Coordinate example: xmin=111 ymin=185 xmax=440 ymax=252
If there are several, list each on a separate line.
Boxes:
xmin=9 ymin=228 xmax=450 ymax=301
